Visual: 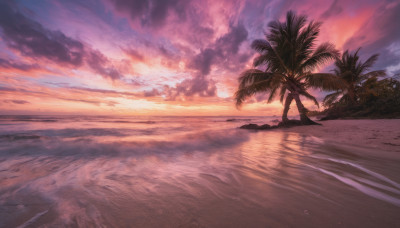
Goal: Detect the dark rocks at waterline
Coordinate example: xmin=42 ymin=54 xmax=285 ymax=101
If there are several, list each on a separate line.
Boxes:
xmin=239 ymin=124 xmax=277 ymax=130
xmin=277 ymin=120 xmax=303 ymax=127
xmin=278 ymin=119 xmax=321 ymax=127
xmin=239 ymin=119 xmax=322 ymax=130
xmin=226 ymin=118 xmax=252 ymax=122
xmin=319 ymin=115 xmax=339 ymax=121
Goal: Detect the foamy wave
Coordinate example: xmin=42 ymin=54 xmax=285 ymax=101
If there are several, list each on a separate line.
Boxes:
xmin=306 ymin=156 xmax=400 ymax=207
xmin=0 ymin=129 xmax=250 ymax=157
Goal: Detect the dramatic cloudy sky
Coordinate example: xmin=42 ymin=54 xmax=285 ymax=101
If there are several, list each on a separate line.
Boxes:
xmin=0 ymin=0 xmax=399 ymax=115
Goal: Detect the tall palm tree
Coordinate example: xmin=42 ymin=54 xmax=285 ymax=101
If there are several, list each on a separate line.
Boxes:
xmin=235 ymin=11 xmax=343 ymax=125
xmin=324 ymin=48 xmax=386 ymax=106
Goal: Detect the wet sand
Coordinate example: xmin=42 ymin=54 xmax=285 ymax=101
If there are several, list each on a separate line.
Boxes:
xmin=280 ymin=119 xmax=400 ymax=157
xmin=0 ymin=116 xmax=400 ymax=227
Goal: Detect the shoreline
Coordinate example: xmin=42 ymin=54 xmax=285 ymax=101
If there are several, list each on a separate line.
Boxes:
xmin=276 ymin=119 xmax=400 ymax=158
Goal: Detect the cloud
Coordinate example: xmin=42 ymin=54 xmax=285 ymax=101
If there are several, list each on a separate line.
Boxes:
xmin=321 ymin=0 xmax=343 ymax=18
xmin=3 ymin=99 xmax=30 ymax=105
xmin=0 ymin=2 xmax=84 ymax=66
xmin=215 ymin=22 xmax=249 ymax=55
xmin=0 ymin=2 xmax=124 ymax=80
xmin=143 ymin=88 xmax=160 ymax=97
xmin=67 ymin=86 xmax=139 ymax=97
xmin=86 ymin=50 xmax=123 ymax=80
xmin=141 ymin=22 xmax=249 ymax=101
xmin=342 ymin=2 xmax=400 ymax=74
xmin=162 ymin=74 xmax=217 ymax=100
xmin=104 ymin=0 xmax=250 ymax=101
xmin=124 ymin=48 xmax=145 ymax=61
xmin=59 ymin=97 xmax=118 ymax=106
xmin=163 ymin=23 xmax=248 ymax=100
xmin=0 ymin=86 xmax=45 ymax=95
xmin=189 ymin=23 xmax=249 ymax=74
xmin=107 ymin=0 xmax=190 ymax=28
xmin=189 ymin=48 xmax=216 ymax=75
xmin=0 ymin=85 xmax=119 ymax=107
xmin=0 ymin=58 xmax=39 ymax=71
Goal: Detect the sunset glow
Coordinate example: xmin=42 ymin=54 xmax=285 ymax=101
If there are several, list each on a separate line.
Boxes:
xmin=1 ymin=0 xmax=399 ymax=115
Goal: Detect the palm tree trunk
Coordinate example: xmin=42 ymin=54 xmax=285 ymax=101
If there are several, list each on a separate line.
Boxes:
xmin=292 ymin=93 xmax=320 ymax=125
xmin=348 ymin=86 xmax=356 ymax=104
xmin=282 ymin=93 xmax=293 ymax=122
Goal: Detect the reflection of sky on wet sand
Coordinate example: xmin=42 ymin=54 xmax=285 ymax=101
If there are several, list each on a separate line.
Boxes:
xmin=0 ymin=116 xmax=400 ymax=227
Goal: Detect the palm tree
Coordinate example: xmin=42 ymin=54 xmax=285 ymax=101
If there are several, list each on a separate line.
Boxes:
xmin=323 ymin=48 xmax=386 ymax=106
xmin=235 ymin=11 xmax=343 ymax=125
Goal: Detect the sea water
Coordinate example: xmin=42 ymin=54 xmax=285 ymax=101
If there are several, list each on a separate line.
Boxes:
xmin=0 ymin=116 xmax=399 ymax=227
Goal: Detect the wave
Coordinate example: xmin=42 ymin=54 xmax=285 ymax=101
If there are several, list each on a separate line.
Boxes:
xmin=0 ymin=129 xmax=250 ymax=158
xmin=225 ymin=118 xmax=252 ymax=122
xmin=307 ymin=164 xmax=400 ymax=207
xmin=1 ymin=116 xmax=400 ymax=227
xmin=307 ymin=155 xmax=400 ymax=207
xmin=12 ymin=119 xmax=58 ymax=122
xmin=99 ymin=120 xmax=156 ymax=124
xmin=1 ymin=128 xmax=155 ymax=138
xmin=0 ymin=134 xmax=42 ymax=141
xmin=0 ymin=116 xmax=59 ymax=122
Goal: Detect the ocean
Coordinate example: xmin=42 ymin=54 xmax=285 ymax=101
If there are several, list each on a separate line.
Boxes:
xmin=0 ymin=115 xmax=399 ymax=227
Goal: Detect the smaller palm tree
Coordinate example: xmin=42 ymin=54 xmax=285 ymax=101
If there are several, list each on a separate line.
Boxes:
xmin=324 ymin=48 xmax=386 ymax=106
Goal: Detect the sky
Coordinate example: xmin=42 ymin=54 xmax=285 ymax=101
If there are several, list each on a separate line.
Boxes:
xmin=0 ymin=0 xmax=399 ymax=116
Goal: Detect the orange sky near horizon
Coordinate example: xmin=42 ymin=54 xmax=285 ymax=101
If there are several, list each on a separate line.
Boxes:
xmin=0 ymin=0 xmax=399 ymax=116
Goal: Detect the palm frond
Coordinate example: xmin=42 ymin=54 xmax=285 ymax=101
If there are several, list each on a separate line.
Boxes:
xmin=299 ymin=90 xmax=319 ymax=107
xmin=267 ymin=86 xmax=279 ymax=103
xmin=279 ymin=86 xmax=287 ymax=103
xmin=253 ymin=55 xmax=267 ymax=67
xmin=238 ymin=69 xmax=270 ymax=89
xmin=266 ymin=74 xmax=284 ymax=103
xmin=304 ymin=73 xmax=347 ymax=91
xmin=235 ymin=70 xmax=284 ymax=107
xmin=286 ymin=10 xmax=307 ymax=43
xmin=300 ymin=42 xmax=339 ymax=71
xmin=297 ymin=20 xmax=322 ymax=60
xmin=323 ymin=91 xmax=342 ymax=107
xmin=251 ymin=39 xmax=272 ymax=54
xmin=359 ymin=70 xmax=386 ymax=82
xmin=359 ymin=53 xmax=379 ymax=72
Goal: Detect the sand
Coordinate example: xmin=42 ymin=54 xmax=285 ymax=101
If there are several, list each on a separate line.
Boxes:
xmin=278 ymin=119 xmax=400 ymax=158
xmin=2 ymin=117 xmax=400 ymax=227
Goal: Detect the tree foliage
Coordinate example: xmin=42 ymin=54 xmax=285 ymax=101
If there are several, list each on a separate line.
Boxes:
xmin=321 ymin=50 xmax=399 ymax=119
xmin=321 ymin=77 xmax=400 ymax=119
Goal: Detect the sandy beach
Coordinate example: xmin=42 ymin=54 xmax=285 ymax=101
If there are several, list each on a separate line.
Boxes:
xmin=1 ymin=116 xmax=400 ymax=227
xmin=279 ymin=119 xmax=400 ymax=157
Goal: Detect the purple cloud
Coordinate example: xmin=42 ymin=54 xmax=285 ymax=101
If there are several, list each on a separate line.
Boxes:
xmin=3 ymin=99 xmax=30 ymax=105
xmin=321 ymin=0 xmax=343 ymax=18
xmin=162 ymin=74 xmax=217 ymax=100
xmin=0 ymin=2 xmax=84 ymax=66
xmin=86 ymin=50 xmax=123 ymax=80
xmin=189 ymin=23 xmax=249 ymax=76
xmin=160 ymin=23 xmax=248 ymax=100
xmin=143 ymin=88 xmax=160 ymax=97
xmin=342 ymin=2 xmax=400 ymax=74
xmin=0 ymin=2 xmax=124 ymax=80
xmin=0 ymin=58 xmax=39 ymax=71
xmin=124 ymin=48 xmax=145 ymax=61
xmin=107 ymin=0 xmax=190 ymax=27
